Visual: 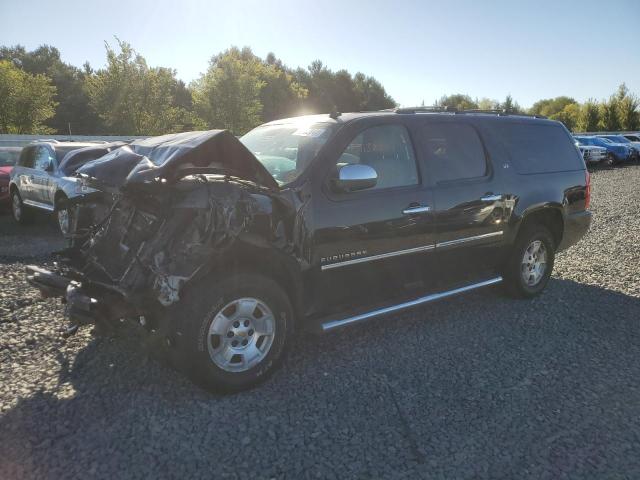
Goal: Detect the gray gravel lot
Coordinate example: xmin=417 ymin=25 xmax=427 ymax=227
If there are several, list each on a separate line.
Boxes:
xmin=1 ymin=166 xmax=640 ymax=479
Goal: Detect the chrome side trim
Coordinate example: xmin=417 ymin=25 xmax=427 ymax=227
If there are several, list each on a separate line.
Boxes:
xmin=436 ymin=230 xmax=503 ymax=248
xmin=23 ymin=199 xmax=55 ymax=212
xmin=402 ymin=205 xmax=431 ymax=214
xmin=320 ymin=244 xmax=435 ymax=271
xmin=320 ymin=231 xmax=503 ymax=271
xmin=480 ymin=194 xmax=503 ymax=202
xmin=320 ymin=276 xmax=503 ymax=332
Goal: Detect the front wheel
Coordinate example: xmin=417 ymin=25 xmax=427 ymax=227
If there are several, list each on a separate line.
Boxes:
xmin=605 ymin=153 xmax=616 ymax=167
xmin=55 ymin=198 xmax=71 ymax=236
xmin=503 ymin=224 xmax=555 ymax=298
xmin=171 ymin=273 xmax=293 ymax=393
xmin=11 ymin=191 xmax=33 ymax=224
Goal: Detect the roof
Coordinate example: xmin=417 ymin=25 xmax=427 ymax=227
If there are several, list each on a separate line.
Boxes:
xmin=259 ymin=109 xmax=557 ymax=129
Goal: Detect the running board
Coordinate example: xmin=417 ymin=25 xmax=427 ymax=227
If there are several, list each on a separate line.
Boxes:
xmin=319 ymin=276 xmax=503 ymax=332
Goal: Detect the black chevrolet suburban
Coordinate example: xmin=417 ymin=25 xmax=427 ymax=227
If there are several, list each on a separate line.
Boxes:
xmin=27 ymin=109 xmax=592 ymax=392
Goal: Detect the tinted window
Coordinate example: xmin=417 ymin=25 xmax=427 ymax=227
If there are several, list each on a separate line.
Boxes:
xmin=337 ymin=125 xmax=418 ymax=190
xmin=34 ymin=147 xmax=54 ymax=171
xmin=0 ymin=149 xmax=20 ymax=167
xmin=421 ymin=123 xmax=487 ymax=182
xmin=491 ymin=123 xmax=583 ymax=174
xmin=18 ymin=147 xmax=36 ymax=168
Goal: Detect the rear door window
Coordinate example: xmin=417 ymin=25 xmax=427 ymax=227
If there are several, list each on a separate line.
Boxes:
xmin=420 ymin=123 xmax=487 ymax=183
xmin=490 ymin=122 xmax=583 ymax=174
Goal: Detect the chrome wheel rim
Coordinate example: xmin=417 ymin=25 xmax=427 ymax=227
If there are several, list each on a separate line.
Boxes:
xmin=207 ymin=297 xmax=276 ymax=372
xmin=521 ymin=240 xmax=547 ymax=287
xmin=12 ymin=193 xmax=21 ymax=221
xmin=57 ymin=208 xmax=69 ymax=235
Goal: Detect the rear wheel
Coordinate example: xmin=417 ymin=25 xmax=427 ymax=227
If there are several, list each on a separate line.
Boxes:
xmin=503 ymin=224 xmax=555 ymax=298
xmin=171 ymin=273 xmax=293 ymax=393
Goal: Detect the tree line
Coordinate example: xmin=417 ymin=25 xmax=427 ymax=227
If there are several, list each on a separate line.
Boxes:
xmin=0 ymin=40 xmax=638 ymax=136
xmin=0 ymin=41 xmax=394 ymax=136
xmin=434 ymin=85 xmax=639 ymax=132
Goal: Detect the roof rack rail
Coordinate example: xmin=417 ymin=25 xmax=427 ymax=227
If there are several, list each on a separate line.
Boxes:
xmin=394 ymin=106 xmax=457 ymax=114
xmin=455 ymin=109 xmax=547 ymax=119
xmin=390 ymin=106 xmax=546 ymax=119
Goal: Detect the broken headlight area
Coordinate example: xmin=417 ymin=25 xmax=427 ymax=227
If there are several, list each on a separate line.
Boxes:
xmin=29 ymin=176 xmax=271 ymax=338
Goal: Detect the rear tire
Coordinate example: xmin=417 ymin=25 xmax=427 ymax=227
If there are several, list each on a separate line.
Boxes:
xmin=605 ymin=153 xmax=616 ymax=167
xmin=11 ymin=190 xmax=33 ymax=224
xmin=170 ymin=273 xmax=293 ymax=393
xmin=503 ymin=224 xmax=555 ymax=298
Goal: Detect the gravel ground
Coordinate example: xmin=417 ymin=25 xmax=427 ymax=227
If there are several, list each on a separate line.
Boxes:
xmin=1 ymin=166 xmax=639 ymax=479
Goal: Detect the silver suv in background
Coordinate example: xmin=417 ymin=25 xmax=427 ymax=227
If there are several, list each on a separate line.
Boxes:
xmin=9 ymin=141 xmax=125 ymax=234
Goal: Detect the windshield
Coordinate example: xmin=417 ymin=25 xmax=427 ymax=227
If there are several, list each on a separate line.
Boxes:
xmin=240 ymin=122 xmax=335 ymax=185
xmin=0 ymin=149 xmax=21 ymax=167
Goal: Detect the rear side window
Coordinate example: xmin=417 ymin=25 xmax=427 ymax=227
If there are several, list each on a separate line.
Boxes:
xmin=421 ymin=123 xmax=487 ymax=182
xmin=18 ymin=147 xmax=36 ymax=168
xmin=491 ymin=123 xmax=583 ymax=174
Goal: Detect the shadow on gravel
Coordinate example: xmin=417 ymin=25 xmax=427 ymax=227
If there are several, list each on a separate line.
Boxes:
xmin=2 ymin=278 xmax=640 ymax=478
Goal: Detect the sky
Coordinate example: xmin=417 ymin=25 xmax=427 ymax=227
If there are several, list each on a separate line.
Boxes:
xmin=1 ymin=0 xmax=639 ymax=108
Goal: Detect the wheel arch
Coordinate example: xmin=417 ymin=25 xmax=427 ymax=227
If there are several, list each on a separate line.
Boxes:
xmin=194 ymin=242 xmax=304 ymax=323
xmin=516 ymin=205 xmax=564 ymax=248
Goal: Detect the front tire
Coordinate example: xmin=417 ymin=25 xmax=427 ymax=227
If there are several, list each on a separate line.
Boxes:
xmin=172 ymin=273 xmax=293 ymax=393
xmin=11 ymin=191 xmax=33 ymax=224
xmin=55 ymin=195 xmax=71 ymax=236
xmin=503 ymin=224 xmax=555 ymax=298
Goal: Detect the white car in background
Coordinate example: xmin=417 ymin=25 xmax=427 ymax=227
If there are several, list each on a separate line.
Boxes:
xmin=574 ymin=139 xmax=608 ymax=165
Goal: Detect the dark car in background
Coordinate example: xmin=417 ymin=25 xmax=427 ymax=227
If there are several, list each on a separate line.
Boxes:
xmin=574 ymin=135 xmax=634 ymax=165
xmin=27 ymin=110 xmax=592 ymax=392
xmin=9 ymin=141 xmax=124 ymax=233
xmin=0 ymin=146 xmax=22 ymax=208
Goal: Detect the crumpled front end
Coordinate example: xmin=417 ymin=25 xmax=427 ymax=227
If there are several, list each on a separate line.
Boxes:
xmin=26 ymin=130 xmax=295 ymax=338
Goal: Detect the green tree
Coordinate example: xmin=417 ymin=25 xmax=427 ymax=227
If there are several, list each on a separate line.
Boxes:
xmin=85 ymin=40 xmax=192 ymax=135
xmin=192 ymin=47 xmax=267 ymax=134
xmin=529 ymin=96 xmax=577 ymax=117
xmin=0 ymin=45 xmax=101 ymax=134
xmin=577 ymin=99 xmax=600 ymax=132
xmin=598 ymin=98 xmax=620 ymax=131
xmin=478 ymin=98 xmax=500 ymax=110
xmin=551 ymin=103 xmax=580 ymax=131
xmin=0 ymin=60 xmax=57 ymax=133
xmin=353 ymin=73 xmax=396 ymax=110
xmin=614 ymin=83 xmax=639 ymax=131
xmin=499 ymin=94 xmax=523 ymax=113
xmin=435 ymin=93 xmax=478 ymax=110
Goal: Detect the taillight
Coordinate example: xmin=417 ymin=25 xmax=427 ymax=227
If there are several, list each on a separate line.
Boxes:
xmin=585 ymin=170 xmax=591 ymax=210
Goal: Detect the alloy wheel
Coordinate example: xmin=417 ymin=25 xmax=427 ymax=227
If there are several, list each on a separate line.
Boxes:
xmin=207 ymin=297 xmax=276 ymax=372
xmin=521 ymin=240 xmax=547 ymax=287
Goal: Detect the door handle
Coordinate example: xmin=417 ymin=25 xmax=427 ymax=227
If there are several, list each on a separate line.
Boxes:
xmin=402 ymin=205 xmax=431 ymax=215
xmin=480 ymin=194 xmax=503 ymax=202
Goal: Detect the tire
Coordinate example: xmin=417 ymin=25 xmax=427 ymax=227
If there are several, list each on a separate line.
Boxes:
xmin=55 ymin=194 xmax=71 ymax=236
xmin=11 ymin=190 xmax=33 ymax=224
xmin=171 ymin=273 xmax=293 ymax=393
xmin=605 ymin=153 xmax=616 ymax=167
xmin=503 ymin=224 xmax=555 ymax=298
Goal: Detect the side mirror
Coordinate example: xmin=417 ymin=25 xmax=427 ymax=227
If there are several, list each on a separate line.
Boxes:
xmin=332 ymin=164 xmax=378 ymax=193
xmin=45 ymin=160 xmax=54 ymax=172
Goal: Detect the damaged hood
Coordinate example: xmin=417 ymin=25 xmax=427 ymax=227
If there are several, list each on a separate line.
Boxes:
xmin=76 ymin=130 xmax=278 ymax=190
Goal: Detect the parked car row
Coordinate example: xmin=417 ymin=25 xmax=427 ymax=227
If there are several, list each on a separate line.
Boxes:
xmin=574 ymin=133 xmax=640 ymax=167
